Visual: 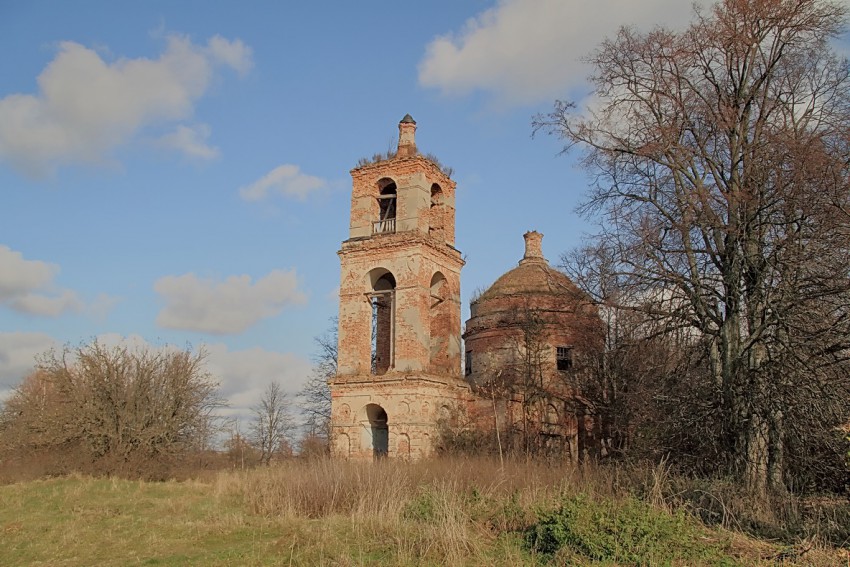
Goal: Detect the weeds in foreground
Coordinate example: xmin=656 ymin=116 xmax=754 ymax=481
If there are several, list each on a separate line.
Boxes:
xmin=213 ymin=457 xmax=847 ymax=565
xmin=1 ymin=457 xmax=847 ymax=566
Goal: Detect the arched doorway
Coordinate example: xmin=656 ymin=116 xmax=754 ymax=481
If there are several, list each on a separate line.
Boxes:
xmin=365 ymin=403 xmax=389 ymax=458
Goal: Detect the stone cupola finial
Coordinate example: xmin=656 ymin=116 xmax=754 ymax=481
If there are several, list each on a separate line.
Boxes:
xmin=520 ymin=231 xmax=546 ymax=264
xmin=397 ymin=114 xmax=417 ymax=158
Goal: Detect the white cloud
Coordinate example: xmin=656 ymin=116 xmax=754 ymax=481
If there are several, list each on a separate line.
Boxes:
xmin=9 ymin=290 xmax=83 ymax=317
xmin=0 ymin=34 xmax=252 ymax=177
xmin=326 ymin=286 xmax=340 ymax=303
xmin=93 ymin=332 xmax=155 ymax=352
xmin=0 ymin=245 xmax=83 ymax=316
xmin=157 ymin=123 xmax=220 ymax=160
xmin=89 ymin=293 xmax=122 ymax=321
xmin=204 ymin=343 xmax=313 ymax=419
xmin=0 ymin=245 xmax=55 ymax=297
xmin=239 ymin=164 xmax=327 ymax=202
xmin=418 ymin=0 xmax=702 ymax=105
xmin=207 ymin=35 xmax=254 ymax=77
xmin=0 ymin=332 xmax=58 ymax=400
xmin=154 ymin=269 xmax=308 ymax=334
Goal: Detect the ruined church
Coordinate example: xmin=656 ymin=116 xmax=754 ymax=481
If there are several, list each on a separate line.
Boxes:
xmin=329 ymin=116 xmax=604 ymax=460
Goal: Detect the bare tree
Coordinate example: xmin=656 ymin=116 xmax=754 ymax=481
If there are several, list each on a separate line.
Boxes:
xmin=510 ymin=307 xmax=550 ymax=456
xmin=250 ymin=381 xmax=294 ymax=466
xmin=537 ymin=0 xmax=850 ymax=492
xmin=0 ymin=341 xmax=223 ymax=478
xmin=303 ymin=321 xmax=336 ymax=431
xmin=222 ymin=418 xmax=260 ymax=470
xmin=297 ymin=319 xmax=336 ymax=449
xmin=562 ymin=243 xmax=703 ymax=462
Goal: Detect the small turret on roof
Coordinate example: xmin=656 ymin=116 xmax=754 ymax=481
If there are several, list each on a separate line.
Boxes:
xmin=397 ymin=114 xmax=417 ymax=157
xmin=520 ymin=230 xmax=545 ymax=264
xmin=473 ymin=232 xmax=578 ymax=304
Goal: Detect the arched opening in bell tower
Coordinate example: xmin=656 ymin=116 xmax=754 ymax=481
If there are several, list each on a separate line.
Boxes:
xmin=375 ymin=178 xmax=397 ymax=234
xmin=429 ymin=183 xmax=444 ymax=239
xmin=368 ymin=268 xmax=396 ymax=375
xmin=429 ymin=272 xmax=451 ymax=372
xmin=365 ymin=403 xmax=389 ymax=458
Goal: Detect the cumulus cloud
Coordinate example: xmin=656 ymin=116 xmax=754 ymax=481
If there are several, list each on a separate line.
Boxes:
xmin=0 ymin=245 xmax=83 ymax=316
xmin=154 ymin=270 xmax=308 ymax=334
xmin=239 ymin=164 xmax=327 ymax=202
xmin=156 ymin=123 xmax=220 ymax=160
xmin=0 ymin=332 xmax=58 ymax=400
xmin=326 ymin=286 xmax=340 ymax=303
xmin=207 ymin=35 xmax=254 ymax=77
xmin=204 ymin=343 xmax=313 ymax=418
xmin=8 ymin=290 xmax=82 ymax=317
xmin=0 ymin=34 xmax=252 ymax=177
xmin=418 ymin=0 xmax=702 ymax=105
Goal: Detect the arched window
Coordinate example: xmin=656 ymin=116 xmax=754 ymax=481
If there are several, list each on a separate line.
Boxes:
xmin=369 ymin=269 xmax=396 ymax=375
xmin=429 ymin=272 xmax=451 ymax=371
xmin=375 ymin=179 xmax=397 ymax=234
xmin=429 ymin=183 xmax=444 ymax=238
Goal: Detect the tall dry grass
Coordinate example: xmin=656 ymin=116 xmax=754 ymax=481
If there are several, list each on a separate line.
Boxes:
xmin=211 ymin=456 xmax=849 ymax=565
xmin=211 ymin=457 xmax=729 ymax=564
xmin=2 ymin=456 xmax=844 ymax=565
xmin=215 ymin=457 xmax=577 ymax=519
xmin=213 ymin=457 xmax=595 ymax=564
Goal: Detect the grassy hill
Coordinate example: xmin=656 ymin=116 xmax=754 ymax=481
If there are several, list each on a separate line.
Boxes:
xmin=1 ymin=458 xmax=846 ymax=566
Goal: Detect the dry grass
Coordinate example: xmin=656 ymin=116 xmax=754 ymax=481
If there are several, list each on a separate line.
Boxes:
xmin=214 ymin=457 xmax=570 ymax=518
xmin=1 ymin=457 xmax=847 ymax=566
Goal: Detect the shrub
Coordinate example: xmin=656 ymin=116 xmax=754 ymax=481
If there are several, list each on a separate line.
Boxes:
xmin=0 ymin=340 xmax=223 ymax=479
xmin=524 ymin=494 xmax=733 ymax=564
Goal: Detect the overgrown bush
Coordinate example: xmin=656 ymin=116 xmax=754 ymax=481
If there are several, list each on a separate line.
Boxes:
xmin=0 ymin=340 xmax=223 ymax=479
xmin=524 ymin=494 xmax=733 ymax=564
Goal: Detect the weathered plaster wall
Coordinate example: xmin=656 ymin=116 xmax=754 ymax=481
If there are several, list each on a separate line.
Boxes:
xmin=336 ymin=234 xmax=463 ymax=376
xmin=348 ymin=156 xmax=457 ymax=246
xmin=330 ymin=376 xmax=472 ymax=459
xmin=331 ymin=117 xmax=466 ymax=461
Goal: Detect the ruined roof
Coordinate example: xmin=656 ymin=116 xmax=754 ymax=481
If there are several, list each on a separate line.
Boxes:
xmin=474 ymin=259 xmax=578 ymax=303
xmin=473 ymin=232 xmax=579 ymax=304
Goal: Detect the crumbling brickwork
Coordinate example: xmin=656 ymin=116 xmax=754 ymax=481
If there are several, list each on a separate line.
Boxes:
xmin=330 ymin=119 xmax=605 ymax=462
xmin=463 ymin=232 xmax=606 ymax=460
xmin=330 ymin=116 xmax=471 ymax=460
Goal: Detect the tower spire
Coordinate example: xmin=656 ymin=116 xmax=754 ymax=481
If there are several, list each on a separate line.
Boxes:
xmin=397 ymin=114 xmax=417 ymax=157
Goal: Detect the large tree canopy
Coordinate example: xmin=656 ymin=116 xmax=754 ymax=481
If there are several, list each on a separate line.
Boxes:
xmin=537 ymin=0 xmax=850 ymax=492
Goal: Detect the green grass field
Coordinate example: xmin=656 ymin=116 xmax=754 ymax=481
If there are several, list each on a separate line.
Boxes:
xmin=1 ymin=459 xmax=846 ymax=566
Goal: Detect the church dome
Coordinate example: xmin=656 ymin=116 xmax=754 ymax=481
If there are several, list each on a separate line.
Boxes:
xmin=470 ymin=231 xmax=580 ymax=317
xmin=463 ymin=230 xmax=602 ymax=400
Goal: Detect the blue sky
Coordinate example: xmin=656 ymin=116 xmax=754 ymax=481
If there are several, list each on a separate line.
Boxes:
xmin=3 ymin=0 xmax=847 ymax=419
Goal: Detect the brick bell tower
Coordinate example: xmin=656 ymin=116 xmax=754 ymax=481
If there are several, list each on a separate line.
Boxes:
xmin=329 ymin=115 xmax=470 ymax=459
